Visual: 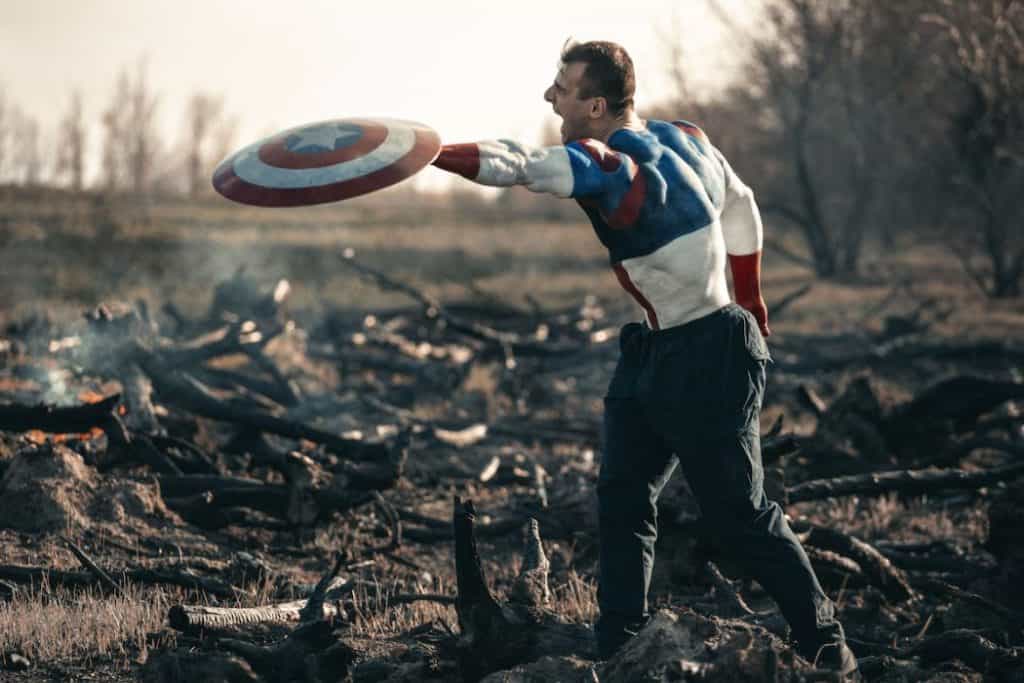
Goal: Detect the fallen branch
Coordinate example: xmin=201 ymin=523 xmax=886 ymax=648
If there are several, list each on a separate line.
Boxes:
xmin=767 ymin=283 xmax=812 ymax=319
xmin=60 ymin=535 xmax=123 ymax=596
xmin=803 ymin=527 xmax=915 ymax=603
xmin=785 ymin=461 xmax=1024 ymax=504
xmin=0 ymin=565 xmax=242 ymax=599
xmin=903 ymin=629 xmax=1023 ymax=675
xmin=140 ymin=359 xmax=384 ymax=461
xmin=337 ymin=251 xmax=583 ymax=357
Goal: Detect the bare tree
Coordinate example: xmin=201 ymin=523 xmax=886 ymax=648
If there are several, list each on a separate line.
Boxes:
xmin=926 ymin=0 xmax=1024 ymax=298
xmin=0 ymin=88 xmax=8 ymax=183
xmin=210 ymin=113 xmax=239 ymax=168
xmin=126 ymin=60 xmax=159 ymax=195
xmin=101 ymin=59 xmax=160 ymax=195
xmin=689 ymin=0 xmax=938 ymax=278
xmin=184 ymin=93 xmax=224 ymax=197
xmin=100 ymin=71 xmax=129 ymax=191
xmin=11 ymin=109 xmax=42 ymax=187
xmin=56 ymin=91 xmax=86 ymax=192
xmin=655 ymin=12 xmax=710 ymax=125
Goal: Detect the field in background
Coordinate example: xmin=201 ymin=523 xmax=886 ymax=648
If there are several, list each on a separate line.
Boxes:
xmin=3 ymin=190 xmax=1022 ymax=340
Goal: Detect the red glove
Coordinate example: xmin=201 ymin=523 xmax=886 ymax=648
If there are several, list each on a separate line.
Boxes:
xmin=729 ymin=251 xmax=771 ymax=337
xmin=432 ymin=143 xmax=480 ymax=180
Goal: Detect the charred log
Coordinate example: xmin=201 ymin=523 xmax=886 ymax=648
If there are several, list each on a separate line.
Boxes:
xmin=169 ymin=576 xmax=353 ymax=631
xmin=0 ymin=394 xmax=129 ymax=446
xmin=139 ymin=359 xmax=383 ymax=461
xmin=785 ymin=461 xmax=1024 ymax=504
xmin=0 ymin=564 xmax=242 ymax=599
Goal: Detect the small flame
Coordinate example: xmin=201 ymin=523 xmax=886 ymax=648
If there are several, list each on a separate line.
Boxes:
xmin=78 ymin=390 xmax=106 ymax=404
xmin=25 ymin=430 xmax=48 ymax=445
xmin=24 ymin=426 xmax=106 ymax=445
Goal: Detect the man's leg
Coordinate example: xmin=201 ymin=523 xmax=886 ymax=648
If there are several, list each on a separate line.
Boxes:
xmin=595 ymin=395 xmax=677 ymax=659
xmin=680 ymin=420 xmax=846 ymax=661
xmin=646 ymin=306 xmax=850 ymax=666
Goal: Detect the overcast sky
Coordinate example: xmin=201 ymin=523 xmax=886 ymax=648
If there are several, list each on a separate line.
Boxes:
xmin=0 ymin=0 xmax=759 ymax=188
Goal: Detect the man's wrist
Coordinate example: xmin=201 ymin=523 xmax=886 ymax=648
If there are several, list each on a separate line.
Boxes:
xmin=432 ymin=143 xmax=480 ymax=180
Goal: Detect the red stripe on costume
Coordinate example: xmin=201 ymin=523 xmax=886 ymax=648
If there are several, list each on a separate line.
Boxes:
xmin=728 ymin=251 xmax=763 ymax=307
xmin=577 ymin=138 xmax=622 ymax=171
xmin=612 ymin=263 xmax=660 ymax=330
xmin=432 ymin=143 xmax=481 ymax=180
xmin=607 ymin=164 xmax=646 ymax=229
xmin=674 ymin=122 xmax=709 ymax=144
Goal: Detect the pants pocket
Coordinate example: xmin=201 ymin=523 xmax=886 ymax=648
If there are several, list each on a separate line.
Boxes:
xmin=739 ymin=308 xmax=772 ymax=362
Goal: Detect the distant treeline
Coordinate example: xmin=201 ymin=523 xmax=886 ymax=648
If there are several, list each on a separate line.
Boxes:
xmin=0 ymin=60 xmax=237 ymax=200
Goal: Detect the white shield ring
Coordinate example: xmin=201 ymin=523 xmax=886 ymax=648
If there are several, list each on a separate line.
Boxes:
xmin=212 ymin=117 xmax=441 ymax=207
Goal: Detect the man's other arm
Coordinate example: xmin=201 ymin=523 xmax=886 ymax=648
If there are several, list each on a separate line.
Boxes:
xmin=715 ymin=148 xmax=770 ymax=337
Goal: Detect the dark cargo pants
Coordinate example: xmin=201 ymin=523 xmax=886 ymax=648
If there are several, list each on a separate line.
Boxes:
xmin=594 ymin=303 xmax=844 ymax=660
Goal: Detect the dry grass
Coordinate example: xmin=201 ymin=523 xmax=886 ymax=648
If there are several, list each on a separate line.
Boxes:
xmin=808 ymin=492 xmax=990 ymax=545
xmin=550 ymin=570 xmax=598 ymax=624
xmin=347 ymin=573 xmax=457 ymax=638
xmin=0 ymin=581 xmax=177 ymax=667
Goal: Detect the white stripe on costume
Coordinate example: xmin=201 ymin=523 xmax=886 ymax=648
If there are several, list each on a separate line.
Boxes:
xmin=616 ymin=220 xmax=732 ymax=329
xmin=713 ymin=148 xmax=763 ymax=255
xmin=474 ymin=140 xmax=574 ymax=197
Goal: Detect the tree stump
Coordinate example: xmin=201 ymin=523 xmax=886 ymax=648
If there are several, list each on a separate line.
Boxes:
xmin=452 ymin=497 xmax=594 ymax=682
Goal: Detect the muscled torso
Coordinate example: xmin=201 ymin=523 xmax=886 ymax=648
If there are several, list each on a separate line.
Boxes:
xmin=432 ymin=119 xmax=764 ymax=330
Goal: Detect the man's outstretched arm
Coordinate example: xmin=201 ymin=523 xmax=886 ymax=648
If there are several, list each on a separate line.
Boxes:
xmin=433 ymin=139 xmax=631 ymax=199
xmin=715 ymin=148 xmax=770 ymax=337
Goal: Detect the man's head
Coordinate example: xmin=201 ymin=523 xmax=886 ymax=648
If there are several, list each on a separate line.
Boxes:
xmin=544 ymin=40 xmax=636 ymax=143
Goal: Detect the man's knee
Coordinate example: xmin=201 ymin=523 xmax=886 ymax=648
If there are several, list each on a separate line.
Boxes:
xmin=701 ymin=498 xmax=785 ymax=542
xmin=598 ymin=481 xmax=658 ymax=542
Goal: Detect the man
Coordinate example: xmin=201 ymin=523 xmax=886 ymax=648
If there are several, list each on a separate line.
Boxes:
xmin=431 ymin=40 xmax=858 ymax=677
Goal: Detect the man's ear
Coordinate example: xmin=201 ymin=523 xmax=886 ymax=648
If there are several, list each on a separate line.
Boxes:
xmin=589 ymin=97 xmax=607 ymax=119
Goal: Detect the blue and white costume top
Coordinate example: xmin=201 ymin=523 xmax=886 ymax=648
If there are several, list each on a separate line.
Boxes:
xmin=451 ymin=119 xmax=763 ymax=330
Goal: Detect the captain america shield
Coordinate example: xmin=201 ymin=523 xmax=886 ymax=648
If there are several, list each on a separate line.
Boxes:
xmin=212 ymin=117 xmax=441 ymax=207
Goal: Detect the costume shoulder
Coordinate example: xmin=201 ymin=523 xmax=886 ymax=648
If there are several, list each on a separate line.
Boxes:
xmin=672 ymin=119 xmax=711 ymax=146
xmin=563 ymin=138 xmax=640 ymax=198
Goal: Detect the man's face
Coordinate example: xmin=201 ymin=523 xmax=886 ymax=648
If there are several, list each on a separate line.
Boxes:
xmin=544 ymin=61 xmax=594 ymax=143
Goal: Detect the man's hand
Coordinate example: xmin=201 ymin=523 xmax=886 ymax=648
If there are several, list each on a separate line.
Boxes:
xmin=738 ymin=294 xmax=771 ymax=337
xmin=728 ymin=251 xmax=771 ymax=337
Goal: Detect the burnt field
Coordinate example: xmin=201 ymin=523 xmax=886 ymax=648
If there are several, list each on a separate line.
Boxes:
xmin=2 ymin=194 xmax=1024 ymax=682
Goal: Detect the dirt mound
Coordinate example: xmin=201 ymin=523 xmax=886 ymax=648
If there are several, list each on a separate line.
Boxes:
xmin=0 ymin=442 xmax=175 ymax=536
xmin=0 ymin=443 xmax=96 ymax=532
xmin=598 ymin=609 xmax=810 ymax=683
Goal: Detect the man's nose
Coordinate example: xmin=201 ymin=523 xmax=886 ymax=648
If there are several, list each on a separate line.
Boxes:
xmin=543 ymin=86 xmax=554 ymax=103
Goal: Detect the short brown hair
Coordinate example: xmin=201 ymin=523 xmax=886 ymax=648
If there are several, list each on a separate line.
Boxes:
xmin=561 ymin=40 xmax=636 ymax=117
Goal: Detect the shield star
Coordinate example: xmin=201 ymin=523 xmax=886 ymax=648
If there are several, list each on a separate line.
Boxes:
xmin=287 ymin=124 xmax=361 ymax=153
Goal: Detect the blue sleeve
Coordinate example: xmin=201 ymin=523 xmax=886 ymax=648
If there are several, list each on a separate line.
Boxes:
xmin=564 ymin=139 xmax=636 ymax=205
